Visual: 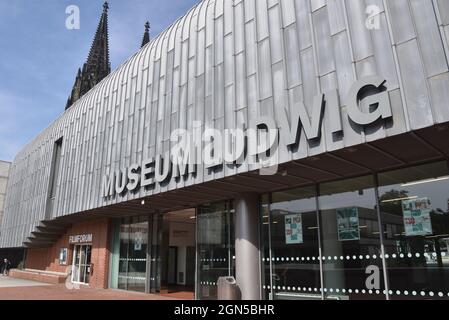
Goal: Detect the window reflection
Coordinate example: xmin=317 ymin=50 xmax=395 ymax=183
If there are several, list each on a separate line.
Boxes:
xmin=197 ymin=201 xmax=235 ymax=300
xmin=261 ymin=195 xmax=271 ymax=300
xmin=118 ymin=216 xmax=148 ymax=293
xmin=262 ymin=162 xmax=449 ymax=301
xmin=263 ymin=187 xmax=322 ymax=300
xmin=319 ymin=176 xmax=386 ymax=300
xmin=378 ymin=162 xmax=449 ymax=300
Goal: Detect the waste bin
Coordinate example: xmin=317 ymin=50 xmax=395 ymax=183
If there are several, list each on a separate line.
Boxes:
xmin=217 ymin=276 xmax=239 ymax=300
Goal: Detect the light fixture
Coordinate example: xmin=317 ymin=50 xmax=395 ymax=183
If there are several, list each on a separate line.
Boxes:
xmin=189 ymin=216 xmax=196 ymax=220
xmin=425 ymin=234 xmax=449 ymax=239
xmin=141 ymin=200 xmax=145 ymax=205
xmin=307 ymin=227 xmax=319 ymax=230
xmin=401 ymin=176 xmax=449 ymax=187
xmin=381 ymin=196 xmax=418 ymax=203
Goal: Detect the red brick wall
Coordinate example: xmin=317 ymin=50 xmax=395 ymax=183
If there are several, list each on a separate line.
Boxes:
xmin=25 ymin=218 xmax=111 ymax=289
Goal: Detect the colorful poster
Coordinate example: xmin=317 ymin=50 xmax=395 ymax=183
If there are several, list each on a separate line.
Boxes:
xmin=285 ymin=214 xmax=303 ymax=244
xmin=337 ymin=207 xmax=360 ymax=241
xmin=402 ymin=197 xmax=433 ymax=236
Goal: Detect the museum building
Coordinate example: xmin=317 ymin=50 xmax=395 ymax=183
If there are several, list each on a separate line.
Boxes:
xmin=1 ymin=0 xmax=449 ymax=300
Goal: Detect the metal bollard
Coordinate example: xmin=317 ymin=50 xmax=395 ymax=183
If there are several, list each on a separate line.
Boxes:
xmin=217 ymin=276 xmax=239 ymax=300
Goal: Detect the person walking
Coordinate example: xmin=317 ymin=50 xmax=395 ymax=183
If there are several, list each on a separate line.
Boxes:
xmin=2 ymin=259 xmax=11 ymax=276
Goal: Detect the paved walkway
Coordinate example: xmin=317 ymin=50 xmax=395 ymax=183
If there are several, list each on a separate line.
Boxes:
xmin=0 ymin=275 xmax=52 ymax=288
xmin=0 ymin=276 xmax=178 ymax=300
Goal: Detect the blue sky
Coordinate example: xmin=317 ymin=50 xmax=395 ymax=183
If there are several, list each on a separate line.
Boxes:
xmin=0 ymin=0 xmax=199 ymax=161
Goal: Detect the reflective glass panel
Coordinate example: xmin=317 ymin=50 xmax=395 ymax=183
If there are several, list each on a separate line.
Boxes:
xmin=269 ymin=187 xmax=321 ymax=300
xmin=261 ymin=194 xmax=271 ymax=300
xmin=378 ymin=161 xmax=449 ymax=300
xmin=319 ymin=175 xmax=386 ymax=300
xmin=118 ymin=216 xmax=148 ymax=292
xmin=197 ymin=201 xmax=235 ymax=300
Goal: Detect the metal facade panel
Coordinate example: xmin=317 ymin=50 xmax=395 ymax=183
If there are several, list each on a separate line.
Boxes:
xmin=1 ymin=0 xmax=449 ymax=248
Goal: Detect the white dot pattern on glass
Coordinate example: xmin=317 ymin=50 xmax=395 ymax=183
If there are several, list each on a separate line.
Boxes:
xmin=262 ymin=252 xmax=444 ymax=263
xmin=262 ymin=286 xmax=449 ymax=298
xmin=200 ymin=258 xmax=227 ymax=262
xmin=200 ymin=281 xmax=218 ymax=286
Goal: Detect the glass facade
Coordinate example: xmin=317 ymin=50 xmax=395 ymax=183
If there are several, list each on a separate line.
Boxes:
xmin=110 ymin=216 xmax=148 ymax=293
xmin=107 ymin=161 xmax=449 ymax=300
xmin=148 ymin=213 xmax=162 ymax=294
xmin=146 ymin=209 xmax=196 ymax=296
xmin=196 ymin=201 xmax=235 ymax=300
xmin=319 ymin=176 xmax=386 ymax=300
xmin=109 ymin=203 xmax=234 ymax=299
xmin=262 ymin=187 xmax=321 ymax=300
xmin=262 ymin=161 xmax=449 ymax=300
xmin=378 ymin=162 xmax=449 ymax=299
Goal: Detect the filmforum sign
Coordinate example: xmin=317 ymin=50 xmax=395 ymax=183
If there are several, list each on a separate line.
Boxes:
xmin=69 ymin=234 xmax=93 ymax=244
xmin=103 ymin=76 xmax=392 ymax=198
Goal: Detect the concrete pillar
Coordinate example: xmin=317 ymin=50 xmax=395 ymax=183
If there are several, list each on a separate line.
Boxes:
xmin=235 ymin=193 xmax=261 ymax=300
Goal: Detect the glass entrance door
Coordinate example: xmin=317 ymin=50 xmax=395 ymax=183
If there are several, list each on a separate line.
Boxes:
xmin=118 ymin=216 xmax=148 ymax=292
xmin=109 ymin=216 xmax=149 ymax=293
xmin=197 ymin=201 xmax=235 ymax=300
xmin=71 ymin=245 xmax=91 ymax=284
xmin=149 ymin=209 xmax=196 ymax=299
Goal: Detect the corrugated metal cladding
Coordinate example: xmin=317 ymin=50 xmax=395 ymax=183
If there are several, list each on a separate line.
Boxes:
xmin=1 ymin=0 xmax=449 ymax=248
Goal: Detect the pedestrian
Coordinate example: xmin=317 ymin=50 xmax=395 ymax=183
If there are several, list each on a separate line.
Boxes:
xmin=2 ymin=259 xmax=11 ymax=276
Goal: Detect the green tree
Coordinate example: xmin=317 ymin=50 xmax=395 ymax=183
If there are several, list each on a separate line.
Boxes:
xmin=379 ymin=189 xmax=410 ymax=216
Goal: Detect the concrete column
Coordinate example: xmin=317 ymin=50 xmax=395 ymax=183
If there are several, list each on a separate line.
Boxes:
xmin=235 ymin=193 xmax=261 ymax=300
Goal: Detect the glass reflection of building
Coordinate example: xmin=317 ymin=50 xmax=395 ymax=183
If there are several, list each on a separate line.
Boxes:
xmin=261 ymin=161 xmax=449 ymax=300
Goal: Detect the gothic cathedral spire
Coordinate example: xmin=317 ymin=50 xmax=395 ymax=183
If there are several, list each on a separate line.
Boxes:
xmin=141 ymin=21 xmax=151 ymax=48
xmin=66 ymin=1 xmax=111 ymax=110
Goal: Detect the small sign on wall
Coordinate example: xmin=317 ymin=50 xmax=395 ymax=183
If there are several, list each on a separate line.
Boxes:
xmin=69 ymin=234 xmax=93 ymax=244
xmin=59 ymin=248 xmax=68 ymax=265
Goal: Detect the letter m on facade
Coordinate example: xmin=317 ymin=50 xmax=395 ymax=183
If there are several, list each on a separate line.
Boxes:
xmin=102 ymin=174 xmax=115 ymax=198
